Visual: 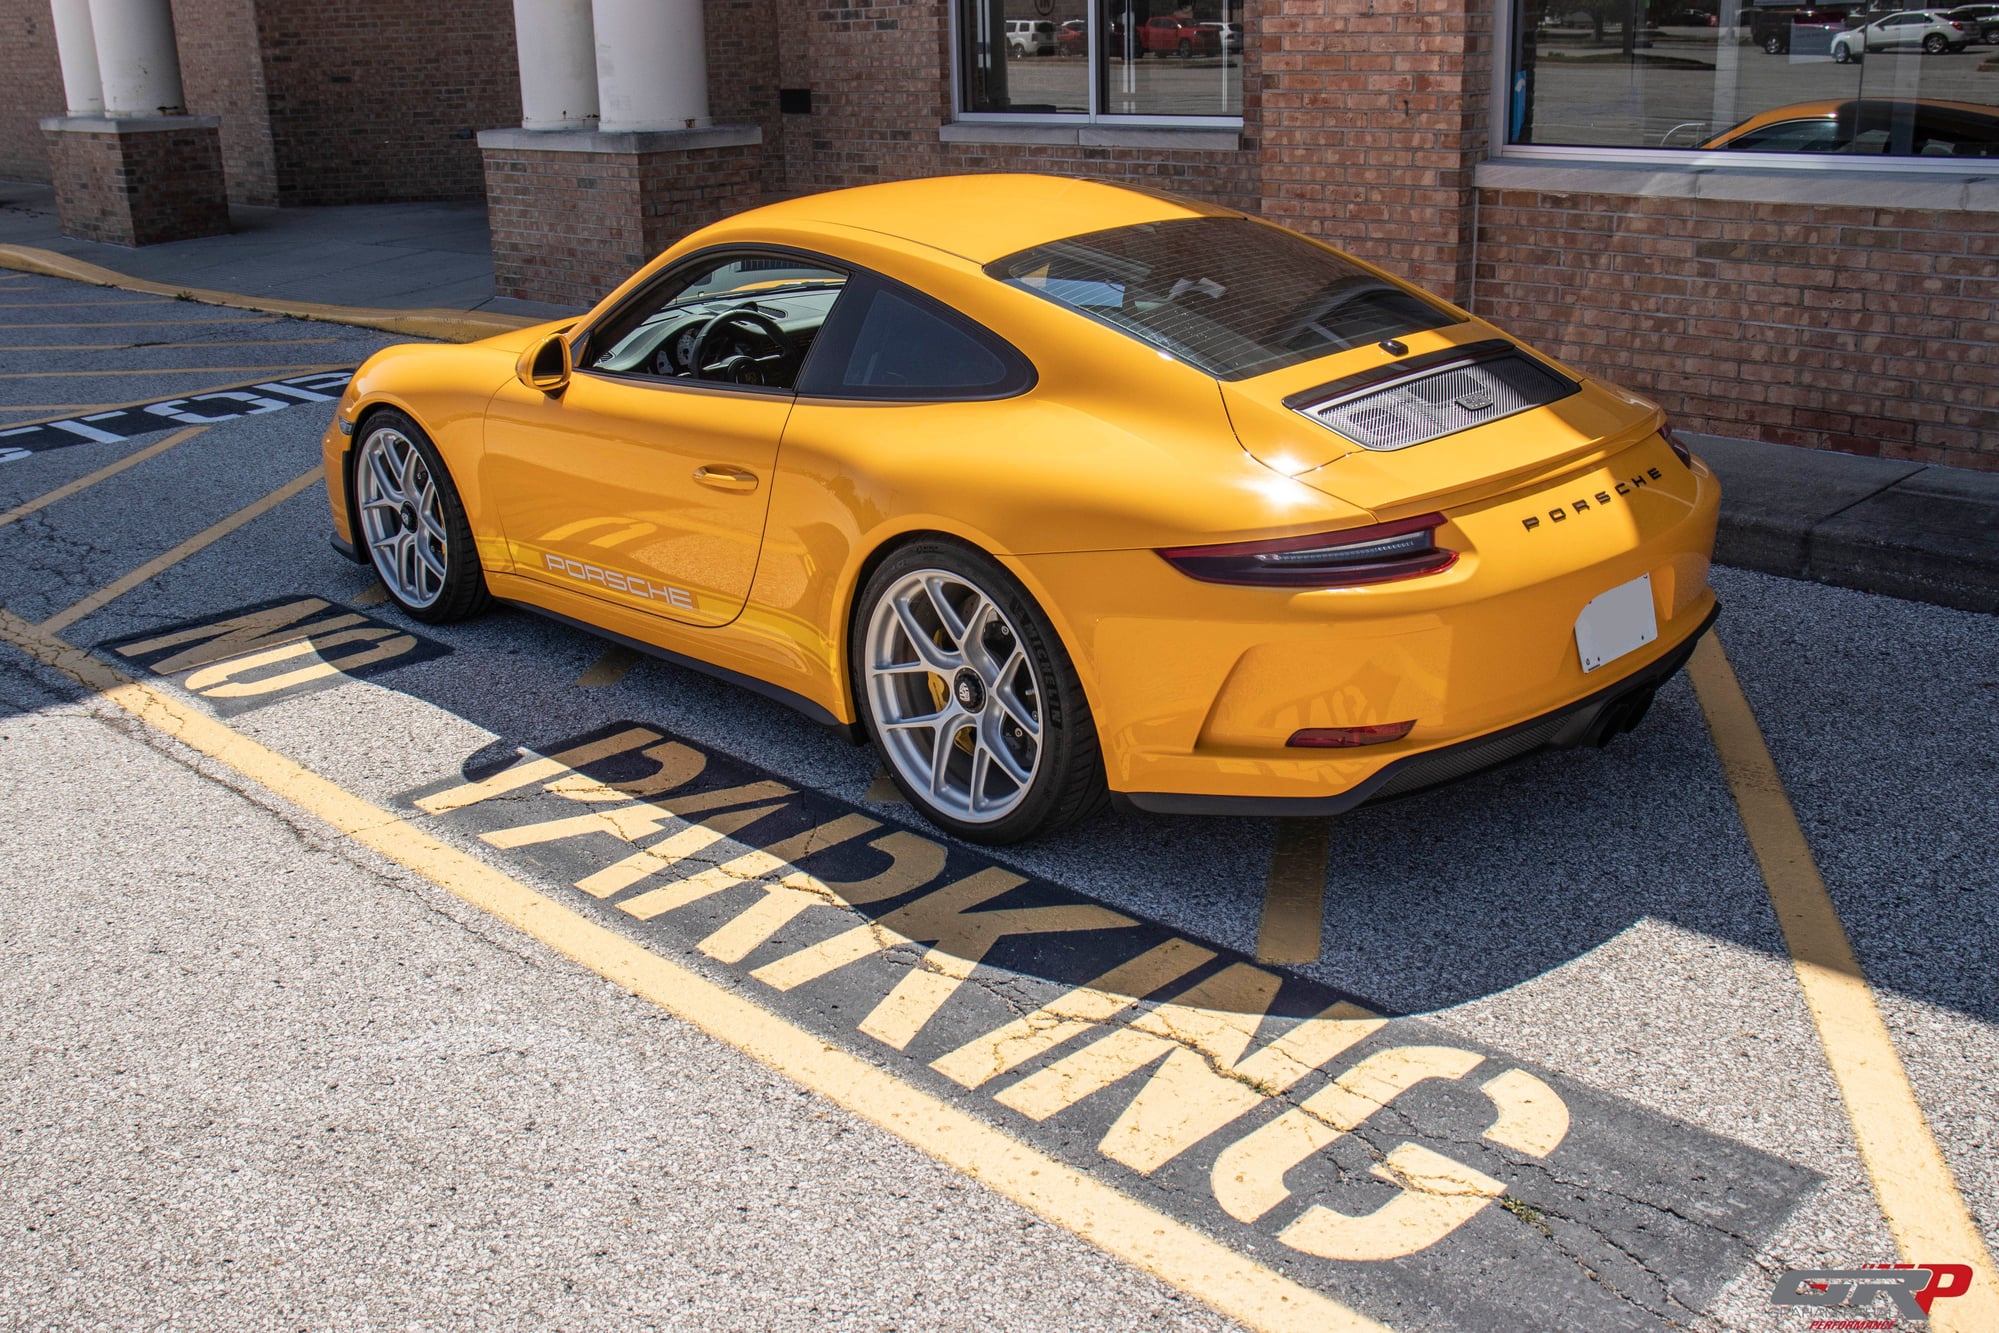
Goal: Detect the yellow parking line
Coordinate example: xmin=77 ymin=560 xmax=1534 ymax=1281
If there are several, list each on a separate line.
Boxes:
xmin=37 ymin=466 xmax=322 ymax=634
xmin=0 ymin=608 xmax=1391 ymax=1333
xmin=863 ymin=767 xmax=908 ymax=805
xmin=0 ymin=404 xmax=122 ymax=415
xmin=349 ymin=584 xmax=389 ymax=607
xmin=0 ymin=364 xmax=345 ymax=379
xmin=0 ymin=338 xmax=341 ymax=351
xmin=0 ymin=426 xmax=206 ymax=530
xmin=576 ymin=644 xmax=640 ymax=687
xmin=1689 ymin=636 xmax=1998 ymax=1332
xmin=1256 ymin=820 xmax=1329 ymax=965
xmin=0 ymin=318 xmax=280 ymax=329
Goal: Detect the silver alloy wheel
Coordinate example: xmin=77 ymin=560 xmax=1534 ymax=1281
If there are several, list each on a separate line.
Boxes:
xmin=356 ymin=425 xmax=449 ymax=609
xmin=864 ymin=568 xmax=1044 ymax=824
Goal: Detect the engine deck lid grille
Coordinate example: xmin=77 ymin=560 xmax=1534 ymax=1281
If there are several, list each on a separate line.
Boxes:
xmin=1285 ymin=339 xmax=1580 ymax=453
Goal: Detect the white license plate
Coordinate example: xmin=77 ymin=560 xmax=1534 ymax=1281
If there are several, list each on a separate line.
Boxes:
xmin=1575 ymin=574 xmax=1658 ymax=673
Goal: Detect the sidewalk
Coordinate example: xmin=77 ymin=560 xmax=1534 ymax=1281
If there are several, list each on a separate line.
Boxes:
xmin=2 ymin=179 xmax=1992 ymax=613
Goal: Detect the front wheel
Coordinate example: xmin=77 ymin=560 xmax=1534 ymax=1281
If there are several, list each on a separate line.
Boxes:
xmin=1832 ymin=42 xmax=1855 ymax=62
xmin=1177 ymin=38 xmax=1193 ymax=56
xmin=353 ymin=410 xmax=491 ymax=623
xmin=1762 ymin=34 xmax=1784 ymax=53
xmin=854 ymin=540 xmax=1107 ymax=844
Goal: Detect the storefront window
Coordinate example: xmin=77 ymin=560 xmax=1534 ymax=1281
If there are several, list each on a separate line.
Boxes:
xmin=959 ymin=0 xmax=1243 ymax=121
xmin=1508 ymin=1 xmax=1999 ymax=158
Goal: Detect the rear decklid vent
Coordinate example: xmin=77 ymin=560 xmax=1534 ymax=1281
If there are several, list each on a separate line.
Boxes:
xmin=1285 ymin=339 xmax=1580 ymax=453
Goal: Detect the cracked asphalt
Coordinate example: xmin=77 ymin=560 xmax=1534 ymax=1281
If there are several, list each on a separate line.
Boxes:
xmin=1 ymin=269 xmax=1994 ymax=1333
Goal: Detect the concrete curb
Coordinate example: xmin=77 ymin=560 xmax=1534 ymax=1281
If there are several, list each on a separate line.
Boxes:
xmin=0 ymin=245 xmax=546 ymax=344
xmin=1693 ymin=433 xmax=1999 ymax=615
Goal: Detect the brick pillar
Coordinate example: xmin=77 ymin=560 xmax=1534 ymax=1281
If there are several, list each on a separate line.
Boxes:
xmin=477 ymin=126 xmax=762 ymax=307
xmin=40 ymin=115 xmax=229 ymax=246
xmin=1258 ymin=0 xmax=1492 ymax=303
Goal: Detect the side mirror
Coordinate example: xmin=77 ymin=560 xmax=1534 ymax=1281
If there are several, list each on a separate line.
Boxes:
xmin=517 ymin=332 xmax=572 ymax=394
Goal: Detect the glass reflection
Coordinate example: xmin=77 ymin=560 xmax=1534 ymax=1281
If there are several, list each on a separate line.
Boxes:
xmin=959 ymin=0 xmax=1241 ymax=118
xmin=1509 ymin=0 xmax=1999 ymax=157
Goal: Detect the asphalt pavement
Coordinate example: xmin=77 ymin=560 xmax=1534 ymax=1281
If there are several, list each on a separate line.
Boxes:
xmin=0 ymin=266 xmax=1994 ymax=1332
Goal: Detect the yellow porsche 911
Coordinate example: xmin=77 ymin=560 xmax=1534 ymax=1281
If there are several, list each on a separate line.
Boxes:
xmin=323 ymin=174 xmax=1719 ymax=843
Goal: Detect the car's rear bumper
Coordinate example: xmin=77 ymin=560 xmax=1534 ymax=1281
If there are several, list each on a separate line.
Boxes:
xmin=1116 ymin=599 xmax=1717 ymax=817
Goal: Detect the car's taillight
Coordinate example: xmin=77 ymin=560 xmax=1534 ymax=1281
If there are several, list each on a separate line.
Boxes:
xmin=1664 ymin=423 xmax=1694 ymax=468
xmin=1288 ymin=721 xmax=1415 ymax=748
xmin=1157 ymin=514 xmax=1455 ymax=588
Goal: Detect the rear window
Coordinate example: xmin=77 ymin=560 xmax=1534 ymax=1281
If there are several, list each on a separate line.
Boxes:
xmin=986 ymin=217 xmax=1462 ymax=380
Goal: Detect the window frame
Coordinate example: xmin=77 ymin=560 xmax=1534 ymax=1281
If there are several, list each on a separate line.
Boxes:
xmin=571 ymin=245 xmax=856 ymax=400
xmin=1488 ymin=0 xmax=1998 ymax=174
xmin=949 ymin=0 xmax=1244 ymax=130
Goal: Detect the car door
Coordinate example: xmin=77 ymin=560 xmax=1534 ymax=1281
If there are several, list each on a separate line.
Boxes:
xmin=481 ymin=250 xmax=850 ymax=628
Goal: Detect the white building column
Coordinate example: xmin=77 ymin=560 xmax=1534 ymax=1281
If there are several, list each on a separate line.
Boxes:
xmin=48 ymin=0 xmax=103 ymax=117
xmin=512 ymin=0 xmax=600 ymax=130
xmin=591 ymin=0 xmax=709 ymax=131
xmin=84 ymin=0 xmax=186 ymax=118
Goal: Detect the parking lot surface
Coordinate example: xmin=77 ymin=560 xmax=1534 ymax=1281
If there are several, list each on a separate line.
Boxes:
xmin=1 ymin=269 xmax=1993 ymax=1332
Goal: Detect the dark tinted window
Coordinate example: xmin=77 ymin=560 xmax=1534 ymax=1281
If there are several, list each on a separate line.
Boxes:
xmin=987 ymin=217 xmax=1461 ymax=380
xmin=797 ymin=278 xmax=1034 ymax=400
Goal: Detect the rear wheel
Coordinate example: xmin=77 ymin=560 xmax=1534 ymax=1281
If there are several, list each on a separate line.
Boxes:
xmin=1922 ymin=32 xmax=1949 ymax=51
xmin=854 ymin=540 xmax=1107 ymax=844
xmin=353 ymin=410 xmax=491 ymax=623
xmin=1762 ymin=33 xmax=1784 ymax=53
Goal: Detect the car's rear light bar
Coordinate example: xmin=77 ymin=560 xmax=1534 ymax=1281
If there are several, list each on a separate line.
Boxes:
xmin=1288 ymin=720 xmax=1415 ymax=748
xmin=1157 ymin=514 xmax=1456 ymax=588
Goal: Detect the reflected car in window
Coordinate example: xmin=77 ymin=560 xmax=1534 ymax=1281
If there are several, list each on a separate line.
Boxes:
xmin=1943 ymin=2 xmax=1999 ymax=38
xmin=1700 ymin=98 xmax=1999 ymax=155
xmin=323 ymin=176 xmax=1718 ymax=842
xmin=1829 ymin=9 xmax=1971 ymax=58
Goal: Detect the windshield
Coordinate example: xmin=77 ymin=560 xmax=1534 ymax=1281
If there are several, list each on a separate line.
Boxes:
xmin=985 ymin=217 xmax=1462 ymax=380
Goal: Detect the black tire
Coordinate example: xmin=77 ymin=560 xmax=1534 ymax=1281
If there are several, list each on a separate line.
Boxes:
xmin=1832 ymin=42 xmax=1855 ymax=61
xmin=1922 ymin=32 xmax=1948 ymax=51
xmin=1762 ymin=33 xmax=1784 ymax=53
xmin=1177 ymin=38 xmax=1193 ymax=56
xmin=352 ymin=408 xmax=492 ymax=624
xmin=852 ymin=538 xmax=1108 ymax=844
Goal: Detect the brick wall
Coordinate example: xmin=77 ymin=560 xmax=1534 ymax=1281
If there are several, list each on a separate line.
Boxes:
xmin=0 ymin=1 xmax=62 ymax=184
xmin=483 ymin=142 xmax=763 ymax=307
xmin=252 ymin=0 xmax=522 ymax=205
xmin=1473 ymin=191 xmax=1999 ymax=472
xmin=1260 ymin=0 xmax=1490 ymax=301
xmin=172 ymin=0 xmax=278 ymax=205
xmin=42 ymin=121 xmax=229 ymax=246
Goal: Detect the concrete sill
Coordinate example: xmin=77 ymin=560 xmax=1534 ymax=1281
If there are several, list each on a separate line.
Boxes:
xmin=40 ymin=115 xmax=222 ymax=135
xmin=940 ymin=122 xmax=1243 ymax=151
xmin=1476 ymin=158 xmax=1999 ymax=213
xmin=476 ymin=125 xmax=762 ymax=154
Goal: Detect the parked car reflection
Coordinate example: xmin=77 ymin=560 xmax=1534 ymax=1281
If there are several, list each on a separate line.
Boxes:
xmin=1699 ymin=98 xmax=1999 ymax=156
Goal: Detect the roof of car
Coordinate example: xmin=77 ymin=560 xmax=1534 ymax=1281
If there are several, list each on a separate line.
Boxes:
xmin=1704 ymin=97 xmax=1999 ymax=145
xmin=731 ymin=174 xmax=1244 ymax=265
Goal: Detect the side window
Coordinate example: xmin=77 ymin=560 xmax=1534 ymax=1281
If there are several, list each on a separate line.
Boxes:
xmin=580 ymin=252 xmax=847 ymax=390
xmin=797 ymin=277 xmax=1035 ymax=401
xmin=1730 ymin=119 xmax=1845 ymax=152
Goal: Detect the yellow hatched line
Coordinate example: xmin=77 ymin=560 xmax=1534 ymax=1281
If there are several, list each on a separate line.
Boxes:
xmin=0 ymin=426 xmax=206 ymax=529
xmin=0 ymin=607 xmax=1393 ymax=1333
xmin=37 ymin=466 xmax=322 ymax=634
xmin=1689 ymin=636 xmax=1999 ymax=1333
xmin=0 ymin=363 xmax=345 ymax=380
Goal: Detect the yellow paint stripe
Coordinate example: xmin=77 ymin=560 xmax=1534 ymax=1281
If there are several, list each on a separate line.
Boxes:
xmin=37 ymin=466 xmax=322 ymax=634
xmin=0 ymin=425 xmax=206 ymax=529
xmin=0 ymin=318 xmax=280 ymax=329
xmin=0 ymin=371 xmax=349 ymax=432
xmin=0 ymin=338 xmax=341 ymax=351
xmin=349 ymin=584 xmax=389 ymax=607
xmin=0 ymin=364 xmax=346 ymax=380
xmin=576 ymin=644 xmax=640 ymax=687
xmin=0 ymin=404 xmax=122 ymax=415
xmin=0 ymin=609 xmax=1391 ymax=1333
xmin=0 ymin=245 xmax=542 ymax=343
xmin=864 ymin=767 xmax=908 ymax=805
xmin=1257 ymin=820 xmax=1329 ymax=965
xmin=1689 ymin=636 xmax=1999 ymax=1332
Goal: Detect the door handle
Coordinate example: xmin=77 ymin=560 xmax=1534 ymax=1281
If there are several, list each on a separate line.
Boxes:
xmin=692 ymin=465 xmax=759 ymax=494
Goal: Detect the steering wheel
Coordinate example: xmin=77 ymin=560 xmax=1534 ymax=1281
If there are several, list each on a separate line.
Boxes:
xmin=691 ymin=308 xmax=796 ymax=384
